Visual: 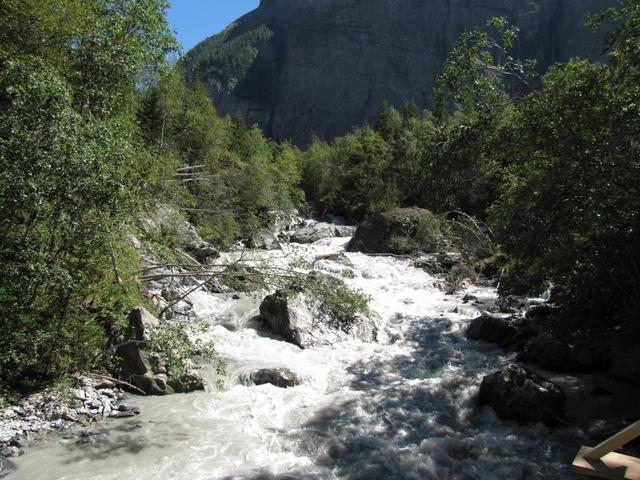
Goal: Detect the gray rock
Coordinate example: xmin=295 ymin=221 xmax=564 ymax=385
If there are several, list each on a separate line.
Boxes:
xmin=186 ymin=241 xmax=220 ymax=263
xmin=247 ymin=228 xmax=282 ymax=250
xmin=290 ymin=223 xmax=335 ymax=244
xmin=259 ymin=291 xmax=315 ymax=348
xmin=333 ymin=225 xmax=356 ymax=238
xmin=128 ymin=307 xmax=159 ymax=343
xmin=113 ymin=343 xmax=166 ymax=395
xmin=479 ymin=364 xmax=565 ymax=426
xmin=241 ymin=368 xmax=301 ymax=388
xmin=466 ymin=313 xmax=518 ymax=346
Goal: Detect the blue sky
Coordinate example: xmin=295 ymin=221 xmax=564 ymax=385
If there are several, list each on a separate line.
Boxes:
xmin=168 ymin=1 xmax=260 ymax=52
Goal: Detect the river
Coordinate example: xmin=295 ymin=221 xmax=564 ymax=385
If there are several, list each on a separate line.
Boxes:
xmin=11 ymin=231 xmax=585 ymax=479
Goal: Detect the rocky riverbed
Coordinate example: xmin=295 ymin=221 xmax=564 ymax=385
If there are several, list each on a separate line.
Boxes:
xmin=3 ymin=214 xmax=640 ymax=479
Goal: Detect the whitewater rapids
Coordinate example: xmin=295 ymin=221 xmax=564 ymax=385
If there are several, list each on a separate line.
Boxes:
xmin=11 ymin=234 xmax=584 ymax=479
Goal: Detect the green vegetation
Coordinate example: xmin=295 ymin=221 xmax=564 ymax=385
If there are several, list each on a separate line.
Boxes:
xmin=302 ymin=4 xmax=640 ymax=326
xmin=0 ymin=0 xmax=302 ymax=391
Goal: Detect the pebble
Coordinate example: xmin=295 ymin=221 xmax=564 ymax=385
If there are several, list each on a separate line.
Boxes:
xmin=0 ymin=375 xmax=141 ymax=459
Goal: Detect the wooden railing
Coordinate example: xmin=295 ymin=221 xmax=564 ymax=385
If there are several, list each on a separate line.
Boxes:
xmin=572 ymin=420 xmax=640 ymax=479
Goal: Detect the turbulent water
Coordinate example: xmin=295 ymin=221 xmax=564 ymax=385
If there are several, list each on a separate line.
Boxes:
xmin=11 ymin=232 xmax=585 ymax=480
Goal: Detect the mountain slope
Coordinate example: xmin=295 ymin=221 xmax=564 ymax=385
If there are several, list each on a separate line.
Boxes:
xmin=183 ymin=0 xmax=613 ymax=145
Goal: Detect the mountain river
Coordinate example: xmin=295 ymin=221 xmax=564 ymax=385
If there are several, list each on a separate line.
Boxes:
xmin=11 ymin=227 xmax=590 ymax=479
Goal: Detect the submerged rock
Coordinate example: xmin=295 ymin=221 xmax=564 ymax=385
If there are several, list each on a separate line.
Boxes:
xmin=0 ymin=455 xmax=16 ymax=476
xmin=241 ymin=368 xmax=301 ymax=388
xmin=347 ymin=207 xmax=437 ymax=254
xmin=479 ymin=364 xmax=565 ymax=426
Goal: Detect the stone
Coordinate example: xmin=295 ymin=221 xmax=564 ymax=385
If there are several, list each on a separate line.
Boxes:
xmin=184 ymin=0 xmax=613 ymax=146
xmin=466 ymin=313 xmax=518 ymax=346
xmin=516 ymin=335 xmax=577 ymax=371
xmin=347 ymin=207 xmax=437 ymax=254
xmin=128 ymin=307 xmax=160 ymax=343
xmin=186 ymin=240 xmax=220 ymax=263
xmin=167 ymin=371 xmax=205 ymax=394
xmin=246 ymin=228 xmax=282 ymax=250
xmin=241 ymin=368 xmax=301 ymax=388
xmin=479 ymin=364 xmax=565 ymax=426
xmin=290 ymin=223 xmax=335 ymax=244
xmin=259 ymin=290 xmax=315 ymax=348
xmin=333 ymin=225 xmax=356 ymax=237
xmin=113 ymin=343 xmax=167 ymax=395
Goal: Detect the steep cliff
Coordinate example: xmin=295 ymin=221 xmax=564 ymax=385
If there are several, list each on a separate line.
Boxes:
xmin=183 ymin=0 xmax=613 ymax=145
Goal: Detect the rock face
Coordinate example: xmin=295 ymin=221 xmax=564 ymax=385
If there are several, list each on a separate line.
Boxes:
xmin=183 ymin=0 xmax=614 ymax=145
xmin=347 ymin=207 xmax=435 ymax=254
xmin=479 ymin=364 xmax=565 ymax=426
xmin=241 ymin=368 xmax=301 ymax=388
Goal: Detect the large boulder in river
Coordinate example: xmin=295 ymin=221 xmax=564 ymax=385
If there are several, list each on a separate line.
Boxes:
xmin=241 ymin=368 xmax=301 ymax=388
xmin=290 ymin=223 xmax=335 ymax=244
xmin=466 ymin=313 xmax=518 ymax=346
xmin=247 ymin=228 xmax=282 ymax=250
xmin=347 ymin=207 xmax=439 ymax=254
xmin=259 ymin=291 xmax=316 ymax=348
xmin=259 ymin=287 xmax=377 ymax=348
xmin=479 ymin=364 xmax=565 ymax=426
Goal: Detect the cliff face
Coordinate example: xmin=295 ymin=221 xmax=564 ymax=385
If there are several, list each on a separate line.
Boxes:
xmin=184 ymin=0 xmax=613 ymax=145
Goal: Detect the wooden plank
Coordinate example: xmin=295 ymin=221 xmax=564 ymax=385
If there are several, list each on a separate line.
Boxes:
xmin=586 ymin=422 xmax=640 ymax=460
xmin=573 ymin=446 xmax=640 ymax=480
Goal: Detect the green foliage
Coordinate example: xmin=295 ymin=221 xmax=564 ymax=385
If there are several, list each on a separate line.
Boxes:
xmin=288 ymin=274 xmax=370 ymax=332
xmin=181 ymin=24 xmax=273 ymax=94
xmin=0 ymin=0 xmax=176 ymax=389
xmin=148 ymin=322 xmax=225 ymax=389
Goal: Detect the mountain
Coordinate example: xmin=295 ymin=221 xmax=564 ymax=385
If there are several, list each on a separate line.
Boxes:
xmin=182 ymin=0 xmax=614 ymax=145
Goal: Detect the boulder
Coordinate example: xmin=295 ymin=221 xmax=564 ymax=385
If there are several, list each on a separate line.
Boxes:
xmin=347 ymin=207 xmax=437 ymax=254
xmin=333 ymin=225 xmax=356 ymax=238
xmin=479 ymin=364 xmax=565 ymax=426
xmin=167 ymin=369 xmax=206 ymax=393
xmin=128 ymin=307 xmax=159 ymax=343
xmin=466 ymin=313 xmax=518 ymax=346
xmin=290 ymin=223 xmax=335 ymax=243
xmin=516 ymin=335 xmax=578 ymax=372
xmin=241 ymin=368 xmax=301 ymax=388
xmin=113 ymin=343 xmax=168 ymax=395
xmin=186 ymin=241 xmax=220 ymax=263
xmin=259 ymin=291 xmax=315 ymax=348
xmin=246 ymin=228 xmax=282 ymax=250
